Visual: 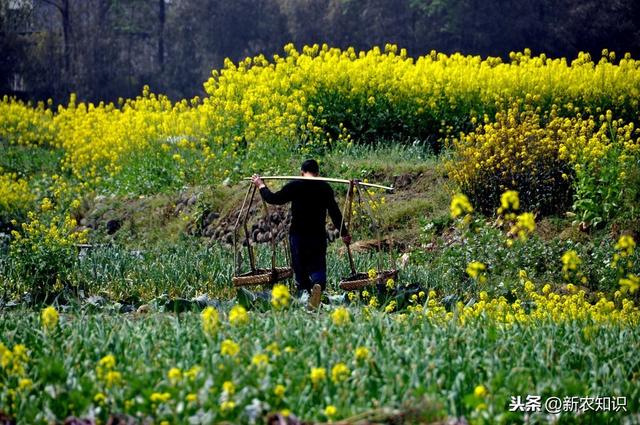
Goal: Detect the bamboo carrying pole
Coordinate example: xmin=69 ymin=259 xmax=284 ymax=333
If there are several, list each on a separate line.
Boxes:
xmin=243 ymin=175 xmax=394 ymax=191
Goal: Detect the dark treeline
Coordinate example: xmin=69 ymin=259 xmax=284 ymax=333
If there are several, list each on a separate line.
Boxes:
xmin=1 ymin=0 xmax=639 ymax=103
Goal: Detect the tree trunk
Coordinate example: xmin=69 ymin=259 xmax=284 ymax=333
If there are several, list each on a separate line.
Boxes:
xmin=61 ymin=0 xmax=70 ymax=76
xmin=158 ymin=0 xmax=165 ymax=72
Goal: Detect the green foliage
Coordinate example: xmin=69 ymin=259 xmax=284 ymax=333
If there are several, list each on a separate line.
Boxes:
xmin=411 ymin=217 xmax=633 ymax=299
xmin=7 ymin=212 xmax=88 ymax=302
xmin=573 ymin=144 xmax=640 ymax=228
xmin=0 ymin=310 xmax=638 ymax=423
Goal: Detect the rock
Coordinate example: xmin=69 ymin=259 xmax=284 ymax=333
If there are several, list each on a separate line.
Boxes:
xmin=399 ymin=252 xmax=410 ymax=268
xmin=394 ymin=173 xmax=414 ymax=189
xmin=205 ymin=211 xmax=219 ymax=223
xmin=63 ymin=417 xmax=95 ymax=425
xmin=136 ymin=304 xmax=151 ymax=314
xmin=187 ymin=195 xmax=197 ymax=206
xmin=204 ymin=224 xmax=215 ymax=237
xmin=106 ymin=414 xmax=138 ymax=425
xmin=106 ymin=219 xmax=121 ymax=235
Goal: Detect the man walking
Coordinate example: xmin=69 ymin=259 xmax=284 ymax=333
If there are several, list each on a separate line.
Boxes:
xmin=251 ymin=159 xmax=351 ymax=305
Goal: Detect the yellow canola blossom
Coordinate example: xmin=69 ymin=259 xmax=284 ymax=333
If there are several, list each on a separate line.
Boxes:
xmin=2 ymin=46 xmax=639 ymax=190
xmin=271 ymin=284 xmax=291 ymax=310
xmin=450 ymin=193 xmax=474 ymax=219
xmin=201 ymin=306 xmax=220 ymax=335
xmin=331 ymin=307 xmax=350 ymax=326
xmin=41 ymin=306 xmax=59 ymax=331
xmin=0 ymin=172 xmax=34 ymax=216
xmin=228 ymin=304 xmax=250 ymax=326
xmin=421 ymin=288 xmax=640 ymax=326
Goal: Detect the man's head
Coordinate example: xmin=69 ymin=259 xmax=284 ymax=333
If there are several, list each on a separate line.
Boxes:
xmin=300 ymin=159 xmax=319 ymax=177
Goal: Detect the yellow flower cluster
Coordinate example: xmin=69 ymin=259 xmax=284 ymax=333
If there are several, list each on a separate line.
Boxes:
xmin=0 ymin=96 xmax=56 ymax=147
xmin=613 ymin=235 xmax=636 ymax=269
xmin=510 ymin=212 xmax=536 ymax=241
xmin=3 ymin=46 xmax=639 ymax=191
xmin=450 ymin=193 xmax=473 ymax=219
xmin=251 ymin=353 xmax=269 ymax=367
xmin=150 ymin=392 xmax=171 ymax=403
xmin=96 ymin=354 xmax=121 ymax=387
xmin=309 ymin=367 xmax=326 ymax=386
xmin=0 ymin=343 xmax=29 ymax=376
xmin=331 ymin=362 xmax=350 ymax=383
xmin=418 ymin=286 xmax=640 ymax=326
xmin=354 ymin=346 xmax=370 ymax=361
xmin=331 ymin=307 xmax=350 ymax=326
xmin=498 ymin=190 xmax=520 ymax=215
xmin=201 ymin=306 xmax=219 ymax=335
xmin=10 ymin=212 xmax=88 ymax=248
xmin=167 ymin=367 xmax=182 ymax=383
xmin=466 ymin=261 xmax=487 ymax=284
xmin=561 ymin=250 xmax=583 ymax=282
xmin=222 ymin=380 xmax=235 ymax=394
xmin=41 ymin=306 xmax=59 ymax=332
xmin=0 ymin=171 xmax=34 ymax=217
xmin=220 ymin=339 xmax=240 ymax=357
xmin=228 ymin=304 xmax=249 ymax=326
xmin=619 ymin=274 xmax=639 ymax=294
xmin=271 ymin=284 xmax=291 ymax=310
xmin=446 ymin=102 xmax=639 ymax=213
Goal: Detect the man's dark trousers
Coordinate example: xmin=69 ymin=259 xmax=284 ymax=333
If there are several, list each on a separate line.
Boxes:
xmin=289 ymin=233 xmax=327 ymax=292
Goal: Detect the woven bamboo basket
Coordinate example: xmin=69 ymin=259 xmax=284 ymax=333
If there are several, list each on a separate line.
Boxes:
xmin=232 ymin=267 xmax=293 ymax=287
xmin=339 ymin=269 xmax=398 ymax=291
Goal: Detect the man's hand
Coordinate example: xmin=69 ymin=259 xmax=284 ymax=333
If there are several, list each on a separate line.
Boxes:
xmin=342 ymin=234 xmax=352 ymax=245
xmin=251 ymin=174 xmax=266 ymax=189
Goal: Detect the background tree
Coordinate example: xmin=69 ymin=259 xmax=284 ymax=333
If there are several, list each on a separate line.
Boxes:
xmin=1 ymin=0 xmax=639 ymax=103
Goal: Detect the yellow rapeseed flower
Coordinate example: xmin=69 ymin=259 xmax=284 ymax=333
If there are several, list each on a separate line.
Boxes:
xmin=228 ymin=304 xmax=249 ymax=326
xmin=474 ymin=385 xmax=488 ymax=397
xmin=150 ymin=392 xmax=171 ymax=403
xmin=331 ymin=307 xmax=350 ymax=326
xmin=615 ymin=235 xmax=636 ymax=256
xmin=167 ymin=367 xmax=182 ymax=383
xmin=331 ymin=363 xmax=350 ymax=383
xmin=324 ymin=405 xmax=337 ymax=418
xmin=98 ymin=354 xmax=116 ymax=370
xmin=367 ymin=268 xmax=377 ymax=280
xmin=220 ymin=339 xmax=240 ymax=357
xmin=222 ymin=380 xmax=235 ymax=394
xmin=620 ymin=274 xmax=639 ymax=293
xmin=498 ymin=190 xmax=520 ymax=214
xmin=466 ymin=261 xmax=487 ymax=283
xmin=271 ymin=284 xmax=290 ymax=310
xmin=41 ymin=306 xmax=59 ymax=331
xmin=201 ymin=306 xmax=219 ymax=335
xmin=310 ymin=367 xmax=326 ymax=385
xmin=251 ymin=353 xmax=269 ymax=367
xmin=450 ymin=193 xmax=473 ymax=219
xmin=273 ymin=384 xmax=286 ymax=398
xmin=221 ymin=400 xmax=236 ymax=412
xmin=355 ymin=346 xmax=370 ymax=361
xmin=105 ymin=370 xmax=122 ymax=387
xmin=18 ymin=378 xmax=32 ymax=391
